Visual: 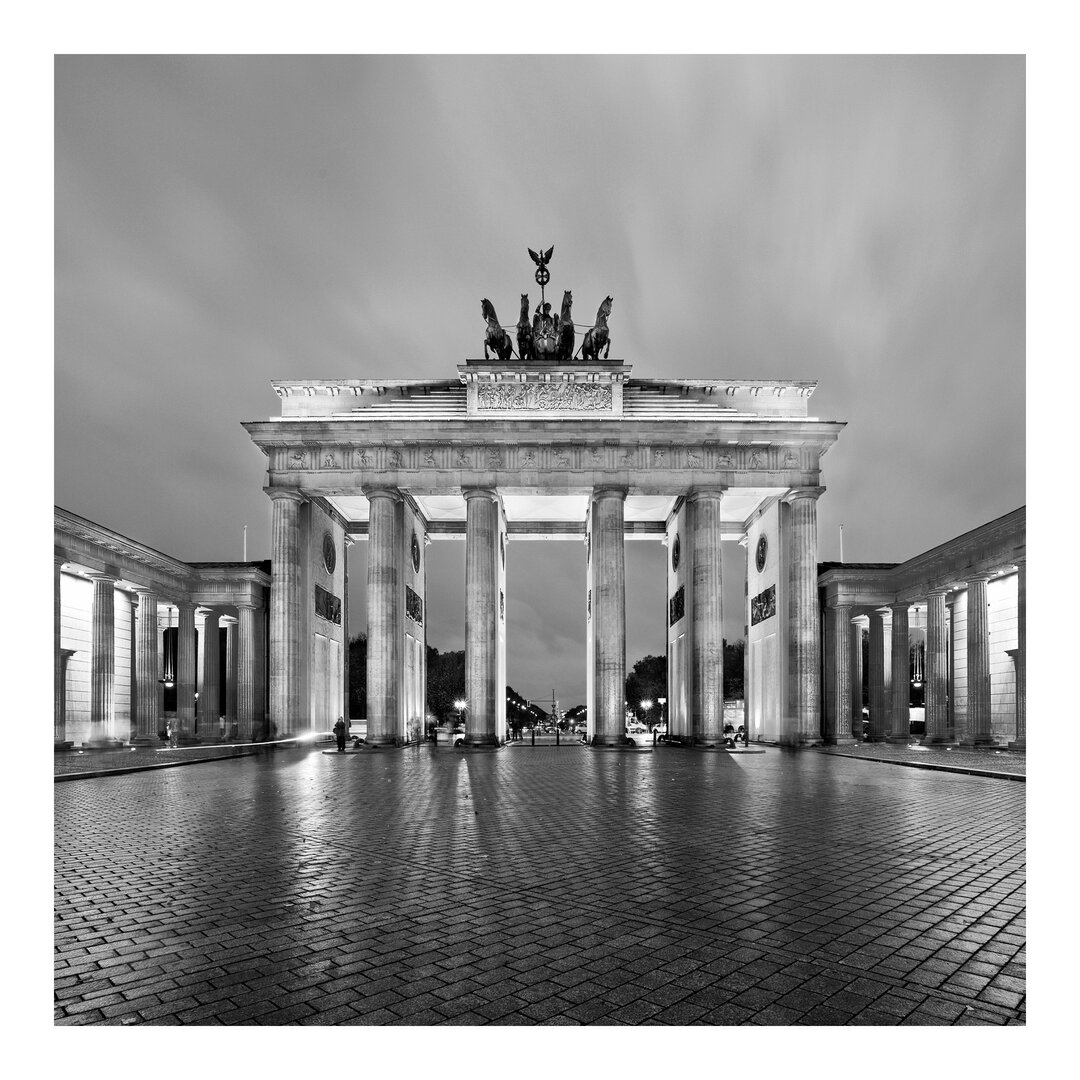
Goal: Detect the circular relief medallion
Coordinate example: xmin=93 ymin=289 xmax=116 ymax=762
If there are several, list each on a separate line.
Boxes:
xmin=322 ymin=532 xmax=337 ymax=575
xmin=755 ymin=534 xmax=768 ymax=573
xmin=411 ymin=531 xmax=421 ymax=573
xmin=671 ymin=533 xmax=681 ymax=572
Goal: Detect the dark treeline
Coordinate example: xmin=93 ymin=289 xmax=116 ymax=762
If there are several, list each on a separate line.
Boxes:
xmin=348 ymin=633 xmax=744 ymax=720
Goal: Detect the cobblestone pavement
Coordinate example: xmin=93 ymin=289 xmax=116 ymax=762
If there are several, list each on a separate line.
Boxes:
xmin=55 ymin=743 xmax=1025 ymax=1026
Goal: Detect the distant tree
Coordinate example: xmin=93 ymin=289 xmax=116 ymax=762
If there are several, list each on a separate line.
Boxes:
xmin=426 ymin=646 xmax=465 ymax=722
xmin=348 ymin=632 xmax=367 ymax=719
xmin=625 ymin=654 xmax=667 ymax=723
xmin=723 ymin=639 xmax=745 ymax=700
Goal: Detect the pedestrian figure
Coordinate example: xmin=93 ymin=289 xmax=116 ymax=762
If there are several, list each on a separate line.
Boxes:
xmin=333 ymin=717 xmax=347 ymax=752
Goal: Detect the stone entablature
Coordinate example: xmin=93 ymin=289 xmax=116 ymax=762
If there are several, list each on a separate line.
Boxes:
xmin=818 ymin=507 xmax=1025 ymax=607
xmin=56 ymin=508 xmax=194 ymax=596
xmin=268 ymin=373 xmax=821 ymax=422
xmin=247 ymin=422 xmax=841 ymax=498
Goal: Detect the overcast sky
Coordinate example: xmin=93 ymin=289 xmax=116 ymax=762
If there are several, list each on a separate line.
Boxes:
xmin=54 ymin=55 xmax=1024 ymax=707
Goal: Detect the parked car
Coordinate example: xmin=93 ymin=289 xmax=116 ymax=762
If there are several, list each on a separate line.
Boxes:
xmin=624 ymin=724 xmax=650 ymax=746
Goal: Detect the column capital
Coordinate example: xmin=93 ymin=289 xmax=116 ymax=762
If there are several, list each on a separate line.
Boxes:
xmin=55 ymin=552 xmax=69 ymax=569
xmin=592 ymin=484 xmax=628 ymax=500
xmin=966 ymin=571 xmax=993 ymax=584
xmin=783 ymin=486 xmax=824 ymax=503
xmin=362 ymin=485 xmax=403 ymax=503
xmin=131 ymin=585 xmax=157 ymax=598
xmin=686 ymin=486 xmax=726 ymax=502
xmin=264 ymin=487 xmax=306 ymax=505
xmin=461 ymin=485 xmax=498 ymax=502
xmin=86 ymin=571 xmax=119 ymax=585
xmin=888 ymin=600 xmax=909 ymax=614
xmin=234 ymin=600 xmax=256 ymax=611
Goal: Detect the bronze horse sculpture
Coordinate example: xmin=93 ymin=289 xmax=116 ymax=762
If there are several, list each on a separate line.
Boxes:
xmin=516 ymin=294 xmax=534 ymax=363
xmin=580 ymin=296 xmax=613 ymax=362
xmin=557 ymin=290 xmax=575 ymax=363
xmin=481 ymin=298 xmax=514 ymax=362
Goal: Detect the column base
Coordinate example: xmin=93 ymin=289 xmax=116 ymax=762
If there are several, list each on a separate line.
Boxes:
xmin=886 ymin=735 xmax=914 ymax=744
xmin=175 ymin=736 xmax=203 ymax=746
xmin=864 ymin=734 xmax=889 ymax=743
xmin=958 ymin=735 xmax=997 ymax=748
xmin=53 ymin=741 xmax=74 ymax=752
xmin=1008 ymin=739 xmax=1026 ymax=751
xmin=129 ymin=736 xmax=156 ymax=746
xmin=81 ymin=737 xmax=126 ymax=751
xmin=921 ymin=734 xmax=957 ymax=746
xmin=459 ymin=740 xmax=503 ymax=753
xmin=824 ymin=736 xmax=858 ymax=746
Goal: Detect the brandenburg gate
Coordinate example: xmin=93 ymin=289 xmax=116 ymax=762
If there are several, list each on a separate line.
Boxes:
xmin=243 ymin=254 xmax=845 ymax=748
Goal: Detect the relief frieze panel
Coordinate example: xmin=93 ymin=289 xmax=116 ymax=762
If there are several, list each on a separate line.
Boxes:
xmin=476 ymin=382 xmax=612 ymax=412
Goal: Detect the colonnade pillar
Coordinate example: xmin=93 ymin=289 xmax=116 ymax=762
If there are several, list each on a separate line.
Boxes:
xmin=236 ymin=604 xmax=257 ymax=741
xmin=365 ymin=487 xmax=402 ymax=745
xmin=1010 ymin=561 xmax=1026 ymax=749
xmin=175 ymin=601 xmax=197 ymax=743
xmin=888 ymin=602 xmax=910 ymax=742
xmin=961 ymin=573 xmax=994 ymax=747
xmin=88 ymin=573 xmax=118 ymax=744
xmin=867 ymin=610 xmax=887 ymax=742
xmin=202 ymin=610 xmax=221 ymax=741
xmin=591 ymin=487 xmax=627 ymax=747
xmin=268 ymin=488 xmax=304 ymax=739
xmin=850 ymin=616 xmax=867 ymax=739
xmin=55 ymin=556 xmax=74 ymax=748
xmin=922 ymin=589 xmax=952 ymax=745
xmin=223 ymin=616 xmax=238 ymax=740
xmin=464 ymin=487 xmax=500 ymax=747
xmin=133 ymin=588 xmax=160 ymax=744
xmin=688 ymin=489 xmax=724 ymax=747
xmin=824 ymin=605 xmax=855 ymax=744
xmin=785 ymin=488 xmax=822 ymax=745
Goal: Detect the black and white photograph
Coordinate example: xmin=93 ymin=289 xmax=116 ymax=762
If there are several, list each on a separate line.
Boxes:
xmin=30 ymin=7 xmax=1067 ymax=1064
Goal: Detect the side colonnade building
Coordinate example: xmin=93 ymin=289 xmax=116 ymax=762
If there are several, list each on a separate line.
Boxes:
xmin=818 ymin=507 xmax=1025 ymax=749
xmin=54 ymin=508 xmax=272 ymax=749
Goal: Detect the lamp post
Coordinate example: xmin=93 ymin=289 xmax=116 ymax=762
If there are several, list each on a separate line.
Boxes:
xmin=640 ymin=698 xmax=653 ymax=726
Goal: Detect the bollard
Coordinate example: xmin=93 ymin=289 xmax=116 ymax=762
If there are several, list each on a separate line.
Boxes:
xmin=556 ymin=727 xmax=560 ymax=747
xmin=531 ymin=727 xmax=535 ymax=747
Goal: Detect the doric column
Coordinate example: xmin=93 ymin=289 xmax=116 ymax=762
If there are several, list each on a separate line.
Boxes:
xmin=591 ymin=486 xmax=627 ymax=747
xmin=739 ymin=537 xmax=753 ymax=741
xmin=688 ymin=489 xmax=724 ymax=747
xmin=132 ymin=588 xmax=160 ymax=744
xmin=201 ymin=609 xmax=221 ymax=741
xmin=55 ymin=555 xmax=73 ymax=747
xmin=888 ymin=602 xmax=910 ymax=742
xmin=784 ymin=488 xmax=822 ymax=745
xmin=961 ymin=573 xmax=994 ymax=746
xmin=223 ymin=615 xmax=238 ymax=739
xmin=365 ymin=487 xmax=402 ymax=745
xmin=922 ymin=588 xmax=952 ymax=744
xmin=867 ymin=610 xmax=887 ymax=742
xmin=850 ymin=616 xmax=867 ymax=739
xmin=1010 ymin=561 xmax=1026 ymax=749
xmin=343 ymin=535 xmax=353 ymax=730
xmin=88 ymin=573 xmax=118 ymax=744
xmin=175 ymin=600 xmax=197 ymax=742
xmin=464 ymin=487 xmax=499 ymax=747
xmin=267 ymin=488 xmax=305 ymax=739
xmin=825 ymin=604 xmax=855 ymax=744
xmin=236 ymin=604 xmax=257 ymax=741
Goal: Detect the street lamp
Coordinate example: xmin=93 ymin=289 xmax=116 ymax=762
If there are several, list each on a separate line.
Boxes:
xmin=454 ymin=698 xmax=467 ymax=726
xmin=640 ymin=699 xmax=652 ymax=724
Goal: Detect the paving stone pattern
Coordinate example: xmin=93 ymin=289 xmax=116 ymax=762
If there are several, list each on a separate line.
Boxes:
xmin=55 ymin=744 xmax=1025 ymax=1026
